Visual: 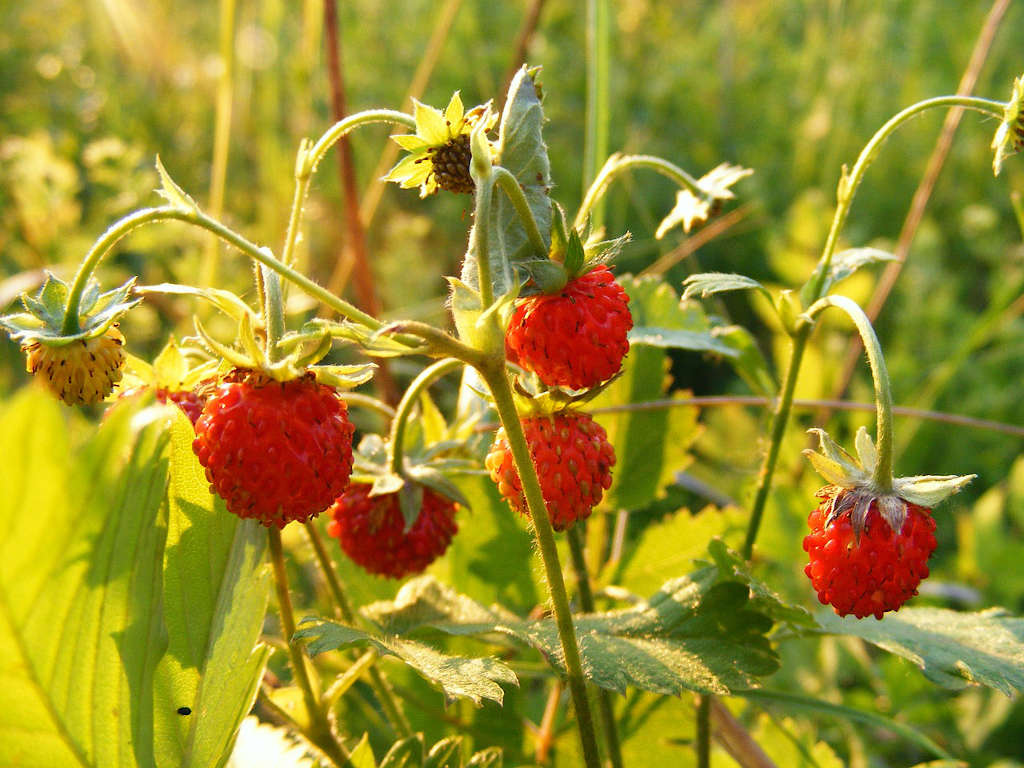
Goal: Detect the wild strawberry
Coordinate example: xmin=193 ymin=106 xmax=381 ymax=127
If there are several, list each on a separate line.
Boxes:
xmin=327 ymin=484 xmax=458 ymax=579
xmin=156 ymin=386 xmax=206 ymax=425
xmin=23 ymin=325 xmax=126 ymax=405
xmin=192 ymin=371 xmax=354 ymax=528
xmin=803 ymin=486 xmax=936 ymax=620
xmin=802 ymin=427 xmax=974 ymax=620
xmin=485 ymin=411 xmax=615 ymax=531
xmin=505 ymin=265 xmax=632 ymax=391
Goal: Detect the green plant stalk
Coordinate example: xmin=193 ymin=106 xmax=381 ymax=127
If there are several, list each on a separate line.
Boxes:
xmin=281 ymin=109 xmax=415 ymax=272
xmin=473 ymin=174 xmax=497 ymax=308
xmin=741 ymin=93 xmax=1005 ymax=559
xmin=583 ymin=0 xmax=610 ymax=230
xmin=387 ymin=357 xmax=463 ymax=475
xmin=200 ymin=0 xmax=237 ymax=288
xmin=268 ymin=528 xmax=350 ymax=767
xmin=492 ymin=166 xmax=549 ymax=257
xmin=303 ymin=522 xmax=413 ymax=738
xmin=60 ymin=206 xmax=388 ymax=336
xmin=261 ymin=265 xmax=285 ymax=360
xmin=567 ymin=526 xmax=624 ymax=768
xmin=575 ymin=154 xmax=704 ymax=231
xmin=805 ymin=295 xmax=895 ymax=488
xmin=478 ymin=362 xmax=602 ymax=768
xmin=338 ymin=391 xmax=396 ymax=421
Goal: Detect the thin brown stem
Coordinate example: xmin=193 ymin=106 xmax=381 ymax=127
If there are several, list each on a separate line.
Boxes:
xmin=322 ymin=0 xmax=399 ymax=405
xmin=500 ymin=0 xmax=548 ymax=102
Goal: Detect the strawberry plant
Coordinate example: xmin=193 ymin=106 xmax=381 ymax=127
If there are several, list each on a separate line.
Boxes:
xmin=2 ymin=8 xmax=1024 ymax=768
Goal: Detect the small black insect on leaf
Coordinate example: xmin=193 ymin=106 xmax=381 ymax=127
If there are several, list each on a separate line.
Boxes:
xmin=177 ymin=706 xmax=192 ymax=716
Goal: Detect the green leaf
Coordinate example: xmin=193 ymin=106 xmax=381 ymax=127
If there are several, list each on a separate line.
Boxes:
xmin=155 ymin=155 xmax=199 ymax=212
xmin=363 ymin=572 xmax=779 ymax=696
xmin=347 ymin=734 xmax=377 ymax=768
xmin=681 ymin=272 xmax=769 ymax=301
xmin=801 ymin=247 xmax=898 ymax=306
xmin=460 ymin=67 xmax=551 ymax=298
xmin=0 ymin=390 xmax=168 ymax=768
xmin=294 ymin=619 xmax=518 ymax=706
xmin=817 ymin=607 xmax=1024 ymax=694
xmin=628 ymin=326 xmax=738 ymax=356
xmin=591 ymin=275 xmax=702 ymax=511
xmin=153 ymin=415 xmax=272 ymax=768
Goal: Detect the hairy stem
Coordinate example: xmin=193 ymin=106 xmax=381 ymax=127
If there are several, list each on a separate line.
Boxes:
xmin=388 ymin=358 xmax=463 ymax=475
xmin=493 ymin=166 xmax=549 ymax=257
xmin=479 ymin=362 xmax=602 ymax=768
xmin=267 ymin=528 xmax=349 ymax=766
xmin=567 ymin=526 xmax=624 ymax=768
xmin=741 ymin=93 xmax=1005 ymax=559
xmin=696 ymin=694 xmax=711 ymax=768
xmin=805 ymin=296 xmax=894 ymax=490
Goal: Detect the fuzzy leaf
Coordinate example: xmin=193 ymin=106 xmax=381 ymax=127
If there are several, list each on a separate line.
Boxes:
xmin=459 ymin=67 xmax=551 ymax=298
xmin=681 ymin=272 xmax=769 ymax=301
xmin=817 ymin=607 xmax=1024 ymax=694
xmin=363 ymin=570 xmax=779 ymax=696
xmin=294 ymin=619 xmax=517 ymax=706
xmin=893 ymin=474 xmax=976 ymax=507
xmin=801 ymin=247 xmax=898 ymax=306
xmin=155 ymin=155 xmax=200 ymax=212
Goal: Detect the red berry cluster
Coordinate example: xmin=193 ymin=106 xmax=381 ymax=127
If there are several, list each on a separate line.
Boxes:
xmin=486 ymin=411 xmax=615 ymax=531
xmin=327 ymin=483 xmax=459 ymax=578
xmin=505 ymin=265 xmax=632 ymax=391
xmin=803 ymin=487 xmax=937 ymax=620
xmin=192 ymin=373 xmax=354 ymax=528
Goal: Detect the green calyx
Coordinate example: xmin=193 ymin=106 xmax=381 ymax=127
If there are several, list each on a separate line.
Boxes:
xmin=0 ymin=273 xmax=139 ymax=346
xmin=992 ymin=74 xmax=1024 ymax=176
xmin=804 ymin=426 xmax=976 ymax=536
xmin=193 ymin=311 xmax=375 ymax=390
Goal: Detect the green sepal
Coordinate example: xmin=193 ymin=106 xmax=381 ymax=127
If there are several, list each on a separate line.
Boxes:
xmin=154 ymin=155 xmax=200 ymax=213
xmin=802 ymin=427 xmax=869 ymax=488
xmin=398 ymin=480 xmax=425 ymax=533
xmin=549 ymin=202 xmax=570 ymax=263
xmin=0 ymin=273 xmax=139 ymax=345
xmin=893 ymin=474 xmax=977 ymax=507
xmin=563 ymin=228 xmax=586 ymax=277
xmin=370 ymin=473 xmax=406 ymax=497
xmin=302 ymin=318 xmax=427 ymax=358
xmin=313 ymin=364 xmax=377 ymax=390
xmin=523 ymin=258 xmax=567 ymax=294
xmin=134 ymin=282 xmax=257 ymax=324
xmin=407 ymin=464 xmax=473 ymax=510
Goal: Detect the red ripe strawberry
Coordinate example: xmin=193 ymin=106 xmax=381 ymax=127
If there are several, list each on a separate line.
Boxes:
xmin=505 ymin=265 xmax=632 ymax=390
xmin=485 ymin=411 xmax=615 ymax=531
xmin=192 ymin=372 xmax=354 ymax=528
xmin=803 ymin=486 xmax=937 ymax=620
xmin=156 ymin=386 xmax=206 ymax=426
xmin=327 ymin=484 xmax=458 ymax=579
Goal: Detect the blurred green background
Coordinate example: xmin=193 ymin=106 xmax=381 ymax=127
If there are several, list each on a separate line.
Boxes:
xmin=2 ymin=1 xmax=1023 ymax=765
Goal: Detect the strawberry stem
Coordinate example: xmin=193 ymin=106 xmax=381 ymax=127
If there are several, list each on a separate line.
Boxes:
xmin=479 ymin=361 xmax=603 ymax=768
xmin=805 ymin=295 xmax=895 ymax=491
xmin=742 ymin=93 xmax=1005 ymax=560
xmin=492 ymin=166 xmax=549 ymax=258
xmin=471 ymin=172 xmax=497 ymax=308
xmin=575 ymin=154 xmax=705 ymax=231
xmin=260 ymin=266 xmax=285 ymax=362
xmin=267 ymin=527 xmax=351 ymax=766
xmin=387 ymin=357 xmax=464 ymax=476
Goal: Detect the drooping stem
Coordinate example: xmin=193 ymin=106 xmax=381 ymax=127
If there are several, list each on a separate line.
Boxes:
xmin=575 ymin=154 xmax=704 ymax=231
xmin=60 ymin=205 xmax=397 ymax=337
xmin=805 ymin=296 xmax=894 ymax=490
xmin=478 ymin=362 xmax=602 ymax=768
xmin=267 ymin=528 xmax=350 ymax=766
xmin=387 ymin=358 xmax=463 ymax=476
xmin=567 ymin=526 xmax=624 ymax=768
xmin=740 ymin=93 xmax=1005 ymax=560
xmin=302 ymin=522 xmax=413 ymax=738
xmin=492 ymin=166 xmax=549 ymax=257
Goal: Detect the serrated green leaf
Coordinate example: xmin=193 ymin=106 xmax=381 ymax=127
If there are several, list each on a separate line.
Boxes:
xmin=154 ymin=415 xmax=271 ymax=768
xmin=817 ymin=607 xmax=1024 ymax=694
xmin=801 ymin=247 xmax=898 ymax=306
xmin=363 ymin=572 xmax=779 ymax=696
xmin=0 ymin=390 xmax=169 ymax=768
xmin=155 ymin=155 xmax=199 ymax=212
xmin=294 ymin=619 xmax=518 ymax=706
xmin=628 ymin=326 xmax=740 ymax=356
xmin=681 ymin=272 xmax=769 ymax=301
xmin=460 ymin=67 xmax=551 ymax=298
